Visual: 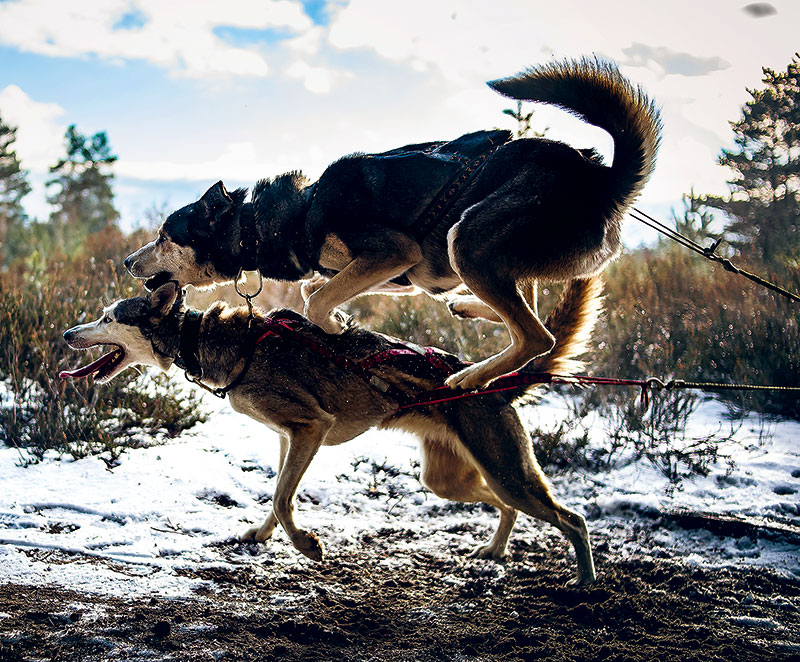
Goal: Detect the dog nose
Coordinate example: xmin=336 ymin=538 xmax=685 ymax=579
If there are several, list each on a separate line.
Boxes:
xmin=63 ymin=329 xmax=74 ymax=344
xmin=124 ymin=254 xmax=135 ymax=272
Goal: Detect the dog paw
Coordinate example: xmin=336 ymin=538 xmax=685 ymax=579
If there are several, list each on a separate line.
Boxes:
xmin=292 ymin=530 xmax=324 ymax=561
xmin=316 ymin=315 xmax=346 ymax=335
xmin=240 ymin=523 xmax=276 ymax=543
xmin=468 ymin=544 xmax=508 ymax=561
xmin=448 ymin=297 xmax=475 ymax=319
xmin=304 ymin=299 xmax=347 ymax=335
xmin=445 ymin=365 xmax=492 ymax=391
xmin=565 ymin=573 xmax=596 ymax=588
xmin=447 ymin=296 xmax=501 ymax=323
xmin=330 ymin=308 xmax=353 ymax=330
xmin=300 ymin=273 xmax=328 ymax=302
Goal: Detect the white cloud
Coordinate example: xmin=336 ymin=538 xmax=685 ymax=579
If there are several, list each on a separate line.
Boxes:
xmin=285 ymin=25 xmax=325 ymax=56
xmin=0 ymin=86 xmax=67 ymax=221
xmin=285 ymin=60 xmax=353 ymax=94
xmin=0 ymin=0 xmax=314 ymax=78
xmin=115 ymin=141 xmax=281 ymax=182
xmin=325 ymin=0 xmax=800 ymax=206
xmin=328 ymin=0 xmax=540 ymax=84
xmin=0 ymin=85 xmax=66 ymax=172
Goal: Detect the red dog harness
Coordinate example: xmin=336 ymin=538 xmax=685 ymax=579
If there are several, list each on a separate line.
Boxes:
xmin=181 ymin=312 xmax=661 ymax=410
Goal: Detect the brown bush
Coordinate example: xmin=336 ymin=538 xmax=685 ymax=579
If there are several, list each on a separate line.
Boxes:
xmin=593 ymin=245 xmax=800 ymax=419
xmin=0 ymin=230 xmax=206 ymax=464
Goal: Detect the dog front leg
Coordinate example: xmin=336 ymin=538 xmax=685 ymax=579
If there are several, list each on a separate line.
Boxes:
xmin=302 ymin=274 xmax=418 ymax=303
xmin=304 ymin=232 xmax=422 ymax=334
xmin=443 ymin=273 xmax=553 ymax=390
xmin=242 ymin=434 xmax=289 ymax=543
xmin=272 ymin=418 xmax=331 ymax=561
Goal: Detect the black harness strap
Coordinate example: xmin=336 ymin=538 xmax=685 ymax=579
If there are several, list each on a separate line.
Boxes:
xmin=236 ymin=204 xmax=259 ymax=272
xmin=176 ymin=309 xmax=260 ymax=398
xmin=411 ymin=139 xmax=507 ymax=241
xmin=175 ymin=312 xmax=442 ymax=404
xmin=176 ymin=310 xmax=203 ymax=377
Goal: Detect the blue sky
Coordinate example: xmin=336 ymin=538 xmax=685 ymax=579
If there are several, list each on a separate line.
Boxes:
xmin=1 ymin=0 xmax=798 ymax=245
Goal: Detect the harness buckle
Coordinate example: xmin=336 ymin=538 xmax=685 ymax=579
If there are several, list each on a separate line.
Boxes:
xmin=184 ymin=370 xmax=227 ymax=399
xmin=369 ymin=375 xmax=392 ymax=393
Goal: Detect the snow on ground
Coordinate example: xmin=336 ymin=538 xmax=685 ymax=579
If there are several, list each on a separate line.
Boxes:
xmin=1 ymin=392 xmax=799 ymax=599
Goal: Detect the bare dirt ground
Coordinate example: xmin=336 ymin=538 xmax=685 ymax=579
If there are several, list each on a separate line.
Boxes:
xmin=1 ymin=526 xmax=799 ymax=662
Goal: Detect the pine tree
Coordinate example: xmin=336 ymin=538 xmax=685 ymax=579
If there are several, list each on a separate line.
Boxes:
xmin=502 ymin=101 xmax=547 ymax=139
xmin=671 ymin=188 xmax=716 ymax=246
xmin=47 ymin=124 xmax=118 ymax=254
xmin=706 ymin=55 xmax=800 ymax=274
xmin=0 ymin=115 xmax=31 ymax=264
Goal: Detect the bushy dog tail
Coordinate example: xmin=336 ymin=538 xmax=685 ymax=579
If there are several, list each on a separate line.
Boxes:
xmin=503 ymin=275 xmax=604 ymax=405
xmin=488 ymin=57 xmax=662 ymax=219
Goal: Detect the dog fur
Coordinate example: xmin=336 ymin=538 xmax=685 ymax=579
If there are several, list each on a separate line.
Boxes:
xmin=124 ymin=58 xmax=659 ymax=392
xmin=63 ymin=275 xmax=604 ymax=585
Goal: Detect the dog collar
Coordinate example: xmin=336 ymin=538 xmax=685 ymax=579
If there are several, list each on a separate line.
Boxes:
xmin=237 ymin=203 xmax=259 ymax=272
xmin=176 ymin=310 xmax=203 ymax=377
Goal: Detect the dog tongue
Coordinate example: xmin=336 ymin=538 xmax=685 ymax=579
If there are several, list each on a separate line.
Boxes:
xmin=59 ymin=350 xmax=119 ymax=379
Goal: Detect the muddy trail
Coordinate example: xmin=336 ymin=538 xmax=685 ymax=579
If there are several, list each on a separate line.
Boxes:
xmin=1 ymin=528 xmax=799 ymax=662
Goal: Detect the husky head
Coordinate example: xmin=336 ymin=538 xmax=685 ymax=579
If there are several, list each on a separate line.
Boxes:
xmin=124 ymin=182 xmax=245 ymax=291
xmin=61 ymin=282 xmax=181 ymax=383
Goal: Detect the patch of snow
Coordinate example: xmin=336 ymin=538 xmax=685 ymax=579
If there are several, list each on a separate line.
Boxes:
xmin=1 ymin=392 xmax=799 ymax=598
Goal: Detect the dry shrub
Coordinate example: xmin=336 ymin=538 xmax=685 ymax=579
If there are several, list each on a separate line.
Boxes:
xmin=594 ymin=245 xmax=800 ymax=419
xmin=0 ymin=228 xmax=206 ymax=464
xmin=527 ymin=244 xmax=797 ymax=483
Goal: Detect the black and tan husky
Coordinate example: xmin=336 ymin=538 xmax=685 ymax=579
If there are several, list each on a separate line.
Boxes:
xmin=62 ymin=275 xmax=603 ymax=585
xmin=124 ymin=58 xmax=660 ymax=392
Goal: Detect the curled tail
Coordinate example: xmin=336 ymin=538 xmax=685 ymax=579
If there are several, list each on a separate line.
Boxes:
xmin=503 ymin=275 xmax=604 ymax=404
xmin=488 ymin=57 xmax=662 ymax=220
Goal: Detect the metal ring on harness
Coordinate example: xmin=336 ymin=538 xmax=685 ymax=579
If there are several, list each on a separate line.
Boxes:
xmin=234 ymin=268 xmax=264 ymax=328
xmin=235 ymin=268 xmax=263 ymax=299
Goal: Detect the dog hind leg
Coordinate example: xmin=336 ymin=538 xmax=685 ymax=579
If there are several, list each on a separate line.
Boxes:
xmin=446 ymin=216 xmax=554 ymax=389
xmin=452 ymin=404 xmax=596 ymax=585
xmin=444 ymin=271 xmax=554 ymax=390
xmin=522 ymin=279 xmax=538 ymax=317
xmin=419 ymin=437 xmax=517 ymax=560
xmin=448 ymin=279 xmax=536 ymax=324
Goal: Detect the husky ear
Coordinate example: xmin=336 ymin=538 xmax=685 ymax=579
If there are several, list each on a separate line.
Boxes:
xmin=198 ymin=181 xmax=233 ymax=233
xmin=149 ymin=281 xmax=180 ymax=319
xmin=201 ymin=181 xmax=232 ymax=208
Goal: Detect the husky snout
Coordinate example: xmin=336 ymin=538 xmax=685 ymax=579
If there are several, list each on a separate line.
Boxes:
xmin=63 ymin=324 xmax=95 ymax=349
xmin=63 ymin=327 xmax=78 ymax=346
xmin=124 ymin=243 xmax=154 ymax=278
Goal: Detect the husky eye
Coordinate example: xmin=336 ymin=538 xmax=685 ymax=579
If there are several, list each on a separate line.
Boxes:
xmin=103 ymin=315 xmax=112 ymax=324
xmin=156 ymin=233 xmax=167 ymax=246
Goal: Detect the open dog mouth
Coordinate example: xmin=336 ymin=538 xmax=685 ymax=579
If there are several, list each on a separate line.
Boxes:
xmin=144 ymin=271 xmax=175 ymax=292
xmin=59 ymin=344 xmax=125 ymax=381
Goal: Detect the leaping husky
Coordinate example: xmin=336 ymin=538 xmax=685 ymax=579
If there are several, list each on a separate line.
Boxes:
xmin=62 ymin=275 xmax=603 ymax=585
xmin=124 ymin=57 xmax=660 ymax=391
